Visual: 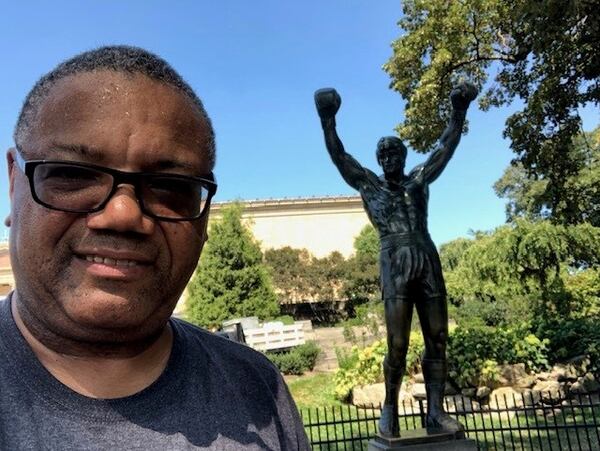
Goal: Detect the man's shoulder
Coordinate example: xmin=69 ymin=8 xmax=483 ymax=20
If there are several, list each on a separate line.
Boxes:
xmin=171 ymin=318 xmax=278 ymax=374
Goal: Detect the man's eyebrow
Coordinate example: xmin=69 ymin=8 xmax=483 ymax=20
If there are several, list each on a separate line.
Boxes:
xmin=150 ymin=159 xmax=199 ymax=173
xmin=48 ymin=142 xmax=105 ymax=160
xmin=46 ymin=143 xmax=200 ymax=173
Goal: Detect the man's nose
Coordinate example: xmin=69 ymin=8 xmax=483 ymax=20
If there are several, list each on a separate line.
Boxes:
xmin=85 ymin=185 xmax=155 ymax=235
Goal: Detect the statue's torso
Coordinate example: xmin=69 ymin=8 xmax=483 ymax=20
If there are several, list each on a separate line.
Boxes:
xmin=360 ymin=176 xmax=429 ymax=237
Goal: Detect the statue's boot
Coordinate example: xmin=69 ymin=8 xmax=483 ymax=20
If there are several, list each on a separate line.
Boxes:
xmin=422 ymin=359 xmax=464 ymax=434
xmin=378 ymin=359 xmax=404 ymax=438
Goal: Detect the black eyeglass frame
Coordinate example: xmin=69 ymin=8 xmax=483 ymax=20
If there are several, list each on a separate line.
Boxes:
xmin=14 ymin=149 xmax=218 ymax=222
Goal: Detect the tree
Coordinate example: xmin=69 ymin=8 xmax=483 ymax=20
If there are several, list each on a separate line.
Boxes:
xmin=185 ymin=203 xmax=279 ymax=329
xmin=494 ymin=126 xmax=600 ymax=226
xmin=264 ymin=247 xmax=347 ymax=303
xmin=384 ymin=0 xmax=599 ymax=220
xmin=441 ymin=219 xmax=600 ymax=326
xmin=342 ymin=225 xmax=381 ymax=303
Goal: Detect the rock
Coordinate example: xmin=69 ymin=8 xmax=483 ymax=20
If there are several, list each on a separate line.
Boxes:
xmin=462 ymin=388 xmax=477 ymax=398
xmin=570 ymin=380 xmax=586 ymax=394
xmin=499 ymin=363 xmax=528 ymax=385
xmin=489 ymin=387 xmax=523 ymax=409
xmin=536 ymin=371 xmax=552 ymax=382
xmin=515 ymin=375 xmax=537 ymax=389
xmin=352 ymin=383 xmax=385 ymax=408
xmin=445 ymin=395 xmax=479 ymax=413
xmin=581 ymin=373 xmax=600 ymax=393
xmin=411 ymin=383 xmax=427 ymax=400
xmin=476 ymin=386 xmax=491 ymax=400
xmin=444 ymin=382 xmax=458 ymax=396
xmin=521 ymin=389 xmax=541 ymax=406
xmin=551 ymin=364 xmax=578 ymax=382
xmin=413 ymin=372 xmax=424 ymax=383
xmin=533 ymin=380 xmax=565 ymax=404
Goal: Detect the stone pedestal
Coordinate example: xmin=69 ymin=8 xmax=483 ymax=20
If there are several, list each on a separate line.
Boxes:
xmin=368 ymin=429 xmax=477 ymax=450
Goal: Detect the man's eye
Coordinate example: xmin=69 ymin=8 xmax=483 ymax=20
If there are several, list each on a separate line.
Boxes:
xmin=148 ymin=178 xmax=194 ymax=195
xmin=44 ymin=166 xmax=100 ymax=181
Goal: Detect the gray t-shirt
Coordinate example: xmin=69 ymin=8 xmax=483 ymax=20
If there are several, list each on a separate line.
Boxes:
xmin=0 ymin=297 xmax=310 ymax=450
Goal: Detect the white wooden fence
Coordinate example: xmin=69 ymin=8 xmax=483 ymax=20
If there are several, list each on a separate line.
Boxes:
xmin=244 ymin=322 xmax=305 ymax=352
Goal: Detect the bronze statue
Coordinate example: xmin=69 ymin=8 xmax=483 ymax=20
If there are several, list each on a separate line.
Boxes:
xmin=315 ymin=82 xmax=477 ymax=438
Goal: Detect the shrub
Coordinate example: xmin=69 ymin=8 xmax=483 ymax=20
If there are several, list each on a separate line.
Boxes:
xmin=266 ymin=341 xmax=321 ymax=375
xmin=537 ymin=317 xmax=600 ymax=377
xmin=447 ymin=325 xmax=549 ymax=388
xmin=333 ymin=340 xmax=386 ymax=401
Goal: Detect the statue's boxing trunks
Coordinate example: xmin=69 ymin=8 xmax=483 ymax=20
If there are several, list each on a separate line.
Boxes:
xmin=379 ymin=232 xmax=446 ymax=301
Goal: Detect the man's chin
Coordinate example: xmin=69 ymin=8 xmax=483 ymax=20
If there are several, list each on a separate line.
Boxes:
xmin=61 ymin=292 xmax=169 ymax=332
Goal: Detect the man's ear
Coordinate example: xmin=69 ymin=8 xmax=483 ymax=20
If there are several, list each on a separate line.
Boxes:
xmin=5 ymin=148 xmax=17 ymax=227
xmin=7 ymin=148 xmax=16 ymax=201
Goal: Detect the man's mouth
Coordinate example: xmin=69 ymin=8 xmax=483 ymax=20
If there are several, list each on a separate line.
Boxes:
xmin=83 ymin=255 xmax=140 ymax=267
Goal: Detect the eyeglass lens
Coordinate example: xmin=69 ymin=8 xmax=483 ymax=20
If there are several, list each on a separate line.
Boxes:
xmin=32 ymin=163 xmax=209 ymax=219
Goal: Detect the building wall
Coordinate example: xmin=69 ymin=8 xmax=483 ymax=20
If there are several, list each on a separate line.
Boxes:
xmin=210 ymin=195 xmax=370 ymax=258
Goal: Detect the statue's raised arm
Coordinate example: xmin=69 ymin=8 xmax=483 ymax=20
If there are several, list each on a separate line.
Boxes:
xmin=411 ymin=82 xmax=478 ymax=185
xmin=315 ymin=88 xmax=377 ymax=190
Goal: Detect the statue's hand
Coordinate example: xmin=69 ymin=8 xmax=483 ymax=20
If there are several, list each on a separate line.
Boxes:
xmin=450 ymin=81 xmax=478 ymax=111
xmin=315 ymin=88 xmax=341 ymax=120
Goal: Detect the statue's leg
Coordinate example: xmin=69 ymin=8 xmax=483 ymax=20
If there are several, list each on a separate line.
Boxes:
xmin=416 ymin=296 xmax=464 ymax=433
xmin=378 ymin=297 xmax=413 ymax=438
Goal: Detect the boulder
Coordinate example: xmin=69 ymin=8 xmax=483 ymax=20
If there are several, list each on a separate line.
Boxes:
xmin=352 ymin=383 xmax=385 ymax=408
xmin=445 ymin=395 xmax=479 ymax=413
xmin=461 ymin=388 xmax=477 ymax=398
xmin=581 ymin=373 xmax=600 ymax=393
xmin=499 ymin=363 xmax=528 ymax=386
xmin=551 ymin=364 xmax=579 ymax=382
xmin=476 ymin=386 xmax=491 ymax=400
xmin=444 ymin=382 xmax=459 ymax=396
xmin=515 ymin=375 xmax=537 ymax=389
xmin=521 ymin=389 xmax=541 ymax=406
xmin=411 ymin=383 xmax=427 ymax=400
xmin=532 ymin=380 xmax=566 ymax=404
xmin=489 ymin=387 xmax=523 ymax=409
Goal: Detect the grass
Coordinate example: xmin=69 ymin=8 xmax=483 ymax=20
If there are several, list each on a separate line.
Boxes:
xmin=288 ymin=372 xmax=342 ymax=410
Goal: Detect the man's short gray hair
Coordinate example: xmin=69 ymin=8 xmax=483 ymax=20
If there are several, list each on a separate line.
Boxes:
xmin=14 ymin=45 xmax=216 ymax=168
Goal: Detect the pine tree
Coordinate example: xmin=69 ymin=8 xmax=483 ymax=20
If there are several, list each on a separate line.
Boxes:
xmin=185 ymin=203 xmax=279 ymax=329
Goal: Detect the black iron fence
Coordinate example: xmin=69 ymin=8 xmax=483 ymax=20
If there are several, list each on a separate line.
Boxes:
xmin=300 ymin=392 xmax=600 ymax=450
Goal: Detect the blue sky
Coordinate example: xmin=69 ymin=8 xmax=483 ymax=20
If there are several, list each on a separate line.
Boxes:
xmin=1 ymin=1 xmax=597 ymax=246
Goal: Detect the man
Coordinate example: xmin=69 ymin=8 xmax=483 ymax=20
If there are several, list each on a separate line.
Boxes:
xmin=315 ymin=82 xmax=477 ymax=438
xmin=0 ymin=45 xmax=309 ymax=450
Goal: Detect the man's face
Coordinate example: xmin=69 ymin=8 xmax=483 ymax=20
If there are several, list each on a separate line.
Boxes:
xmin=378 ymin=148 xmax=406 ymax=176
xmin=8 ymin=71 xmax=213 ymax=345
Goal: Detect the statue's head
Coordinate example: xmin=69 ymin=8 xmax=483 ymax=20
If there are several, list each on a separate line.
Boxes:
xmin=376 ymin=136 xmax=407 ymax=176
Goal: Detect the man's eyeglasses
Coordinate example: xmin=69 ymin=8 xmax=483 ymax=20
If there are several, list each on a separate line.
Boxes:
xmin=14 ymin=149 xmax=217 ymax=222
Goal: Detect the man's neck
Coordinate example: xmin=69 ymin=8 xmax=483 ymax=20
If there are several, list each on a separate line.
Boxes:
xmin=11 ymin=295 xmax=173 ymax=399
xmin=383 ymin=171 xmax=405 ymax=186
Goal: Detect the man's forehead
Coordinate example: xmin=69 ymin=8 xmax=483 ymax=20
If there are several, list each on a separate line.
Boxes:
xmin=22 ymin=70 xmax=212 ymax=172
xmin=35 ymin=71 xmax=200 ymax=123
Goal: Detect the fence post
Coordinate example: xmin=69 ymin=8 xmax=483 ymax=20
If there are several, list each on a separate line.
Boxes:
xmin=418 ymin=399 xmax=426 ymax=428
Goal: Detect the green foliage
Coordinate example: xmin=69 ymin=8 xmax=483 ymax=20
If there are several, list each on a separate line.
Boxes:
xmin=333 ymin=340 xmax=387 ymax=401
xmin=536 ymin=317 xmax=600 ymax=377
xmin=185 ymin=203 xmax=279 ymax=329
xmin=494 ymin=127 xmax=600 ymax=226
xmin=405 ymin=331 xmax=425 ymax=376
xmin=441 ymin=220 xmax=600 ymax=326
xmin=266 ymin=342 xmax=321 ymax=375
xmin=333 ymin=325 xmax=550 ymax=397
xmin=385 ymin=1 xmax=599 ymax=222
xmin=343 ymin=225 xmax=380 ymax=305
xmin=264 ymin=247 xmax=346 ymax=303
xmin=447 ymin=326 xmax=549 ymax=388
xmin=343 ymin=300 xmax=385 ymax=342
xmin=333 ymin=331 xmax=424 ymax=401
